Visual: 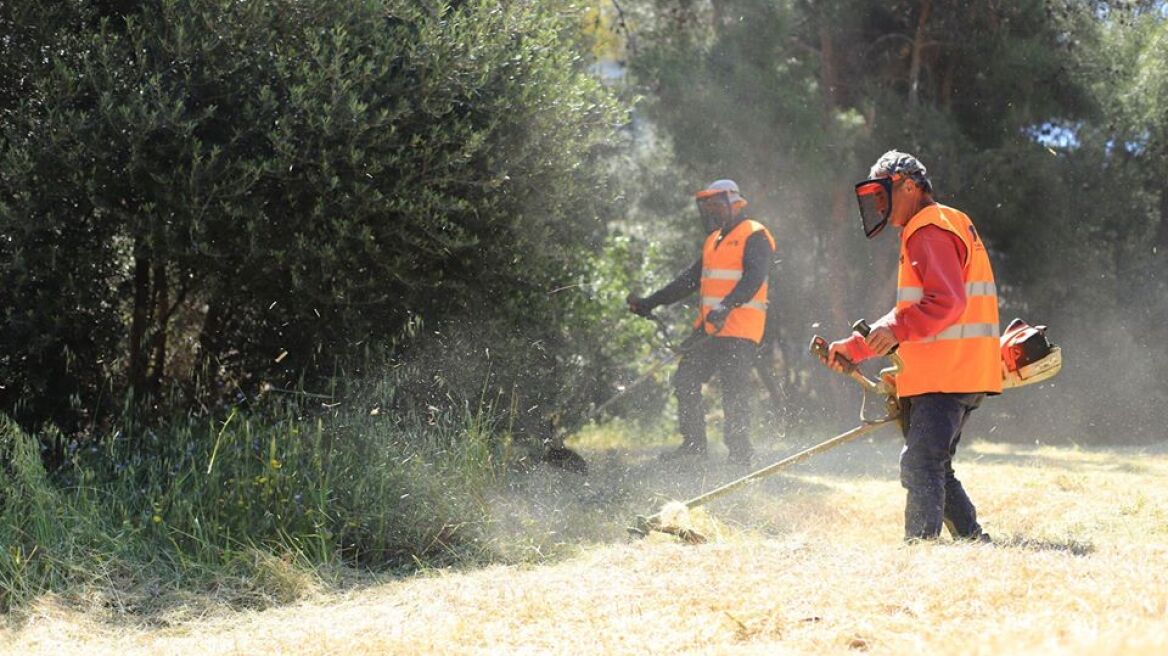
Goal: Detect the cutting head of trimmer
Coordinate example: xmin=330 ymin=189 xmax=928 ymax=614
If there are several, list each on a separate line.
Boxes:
xmin=629 ymin=512 xmax=708 ymax=544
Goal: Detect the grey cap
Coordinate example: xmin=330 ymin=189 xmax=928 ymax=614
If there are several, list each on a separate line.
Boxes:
xmin=702 ymin=179 xmax=745 ymax=205
xmin=868 ymin=150 xmax=933 ymax=193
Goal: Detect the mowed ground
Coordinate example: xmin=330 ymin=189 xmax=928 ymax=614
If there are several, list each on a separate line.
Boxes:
xmin=3 ymin=433 xmax=1168 ymax=655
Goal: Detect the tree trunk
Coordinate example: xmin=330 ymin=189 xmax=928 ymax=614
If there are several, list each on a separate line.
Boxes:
xmin=711 ymin=0 xmax=725 ymax=28
xmin=819 ymin=25 xmax=838 ymax=116
xmin=128 ymin=243 xmax=150 ymax=400
xmin=148 ymin=261 xmax=168 ymax=394
xmin=940 ymin=57 xmax=956 ymax=110
xmin=195 ymin=296 xmax=226 ymax=381
xmin=819 ymin=24 xmax=849 ymax=333
xmin=1153 ymin=181 xmax=1168 ymax=313
xmin=1156 ymin=182 xmax=1168 ymax=396
xmin=826 ymin=187 xmax=851 ymax=330
xmin=908 ymin=0 xmax=933 ymax=108
xmin=1157 ymin=182 xmax=1168 ymax=253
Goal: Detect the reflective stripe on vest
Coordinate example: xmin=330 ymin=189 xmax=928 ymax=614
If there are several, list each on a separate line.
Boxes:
xmin=897 ymin=281 xmax=997 ymax=304
xmin=894 ymin=205 xmax=1002 ymax=396
xmin=701 ymin=296 xmax=768 ymax=312
xmin=916 ymin=322 xmax=1000 ymax=343
xmin=701 ymin=268 xmax=743 ymax=281
xmin=695 ymin=219 xmax=776 ymax=343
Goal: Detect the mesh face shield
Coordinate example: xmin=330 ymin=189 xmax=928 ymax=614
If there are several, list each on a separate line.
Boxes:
xmin=855 ymin=177 xmax=893 ymax=239
xmin=696 ymin=190 xmax=734 ymax=233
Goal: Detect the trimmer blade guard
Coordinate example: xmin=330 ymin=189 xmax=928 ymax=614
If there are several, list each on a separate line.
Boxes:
xmin=627 ymin=514 xmax=706 ymax=544
xmin=628 ymin=515 xmax=654 ymax=539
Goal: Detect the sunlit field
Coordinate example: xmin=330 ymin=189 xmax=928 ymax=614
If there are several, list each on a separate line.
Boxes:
xmin=3 ymin=428 xmax=1166 ymax=655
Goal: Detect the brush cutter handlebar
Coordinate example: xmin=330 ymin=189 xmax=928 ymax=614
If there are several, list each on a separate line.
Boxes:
xmin=809 ymin=335 xmax=858 ymax=375
xmin=647 ymin=312 xmax=679 ymax=351
xmin=809 ymin=320 xmax=903 ymax=398
xmin=644 ymin=311 xmax=712 ymax=355
xmin=809 ymin=319 xmax=903 ymax=424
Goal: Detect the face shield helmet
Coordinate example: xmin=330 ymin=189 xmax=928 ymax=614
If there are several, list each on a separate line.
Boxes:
xmin=695 ymin=179 xmax=746 ymax=233
xmin=857 ymin=150 xmax=933 ymax=239
xmin=696 ymin=190 xmax=734 ymax=233
xmin=854 ymin=176 xmax=895 ymax=239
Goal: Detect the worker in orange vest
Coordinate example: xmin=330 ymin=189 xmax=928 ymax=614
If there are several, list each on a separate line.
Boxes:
xmin=628 ymin=180 xmax=776 ymax=467
xmin=827 ymin=151 xmax=1000 ymax=542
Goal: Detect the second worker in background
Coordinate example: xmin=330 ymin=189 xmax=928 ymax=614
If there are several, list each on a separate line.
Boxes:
xmin=628 ymin=180 xmax=776 ymax=468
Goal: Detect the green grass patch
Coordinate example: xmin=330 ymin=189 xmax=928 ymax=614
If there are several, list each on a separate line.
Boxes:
xmin=0 ymin=375 xmax=510 ymax=615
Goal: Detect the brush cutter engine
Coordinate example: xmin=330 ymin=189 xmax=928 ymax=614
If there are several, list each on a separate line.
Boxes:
xmin=1000 ymin=318 xmax=1062 ymax=389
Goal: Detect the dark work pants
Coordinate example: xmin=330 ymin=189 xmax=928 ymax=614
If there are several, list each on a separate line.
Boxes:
xmin=899 ymin=393 xmax=986 ymax=540
xmin=673 ymin=336 xmax=756 ymax=460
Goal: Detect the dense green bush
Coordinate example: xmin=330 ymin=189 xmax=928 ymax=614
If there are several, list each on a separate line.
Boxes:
xmin=0 ymin=0 xmax=676 ymax=610
xmin=0 ymin=0 xmax=627 ymax=438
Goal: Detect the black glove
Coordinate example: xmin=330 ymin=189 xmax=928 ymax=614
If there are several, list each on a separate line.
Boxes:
xmin=626 ymin=293 xmax=655 ymax=318
xmin=706 ymin=303 xmax=731 ymax=331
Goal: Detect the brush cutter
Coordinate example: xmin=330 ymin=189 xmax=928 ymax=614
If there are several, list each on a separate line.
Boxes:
xmin=628 ymin=319 xmax=904 ymax=544
xmin=543 ymin=314 xmax=713 ymax=474
xmin=628 ymin=315 xmax=1066 ymax=542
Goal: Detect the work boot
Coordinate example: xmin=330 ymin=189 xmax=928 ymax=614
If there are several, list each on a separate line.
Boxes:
xmin=944 ymin=518 xmax=990 ymax=544
xmin=658 ymin=442 xmax=707 ymax=462
xmin=958 ymin=530 xmax=993 ymax=545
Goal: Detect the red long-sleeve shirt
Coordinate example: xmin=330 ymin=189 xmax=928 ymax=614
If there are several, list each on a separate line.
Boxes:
xmin=841 ymin=225 xmax=968 ymax=362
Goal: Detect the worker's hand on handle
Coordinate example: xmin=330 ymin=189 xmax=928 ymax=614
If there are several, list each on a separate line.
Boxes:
xmin=826 ymin=338 xmax=858 ymax=374
xmin=705 ymin=303 xmax=730 ymax=332
xmin=626 ymin=293 xmax=655 ymax=318
xmin=864 ymin=326 xmax=899 ymax=356
xmin=826 ymin=328 xmax=881 ymax=373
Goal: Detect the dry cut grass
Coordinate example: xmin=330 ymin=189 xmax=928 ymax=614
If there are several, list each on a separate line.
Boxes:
xmin=3 ymin=437 xmax=1167 ymax=655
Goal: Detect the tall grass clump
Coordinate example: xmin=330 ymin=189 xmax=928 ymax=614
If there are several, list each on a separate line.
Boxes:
xmin=0 ymin=418 xmax=120 ymax=611
xmin=0 ymin=371 xmax=507 ymax=613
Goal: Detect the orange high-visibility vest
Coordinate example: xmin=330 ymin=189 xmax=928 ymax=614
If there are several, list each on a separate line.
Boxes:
xmin=694 ymin=219 xmax=776 ymax=343
xmin=895 ymin=204 xmax=1002 ymax=397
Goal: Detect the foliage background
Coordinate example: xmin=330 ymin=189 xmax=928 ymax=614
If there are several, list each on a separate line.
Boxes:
xmin=616 ymin=0 xmax=1168 ymax=440
xmin=0 ymin=0 xmax=1166 ymax=610
xmin=0 ymin=0 xmax=636 ymax=449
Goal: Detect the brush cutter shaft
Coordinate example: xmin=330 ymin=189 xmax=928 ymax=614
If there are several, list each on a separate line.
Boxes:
xmin=585 ymin=350 xmax=682 ymax=422
xmin=631 ymin=318 xmax=904 ymax=539
xmin=646 ymin=418 xmax=894 ymax=525
xmin=584 ymin=329 xmax=712 ymax=423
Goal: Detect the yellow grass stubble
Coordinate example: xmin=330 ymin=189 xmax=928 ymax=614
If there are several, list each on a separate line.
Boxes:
xmin=2 ymin=441 xmax=1167 ymax=655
